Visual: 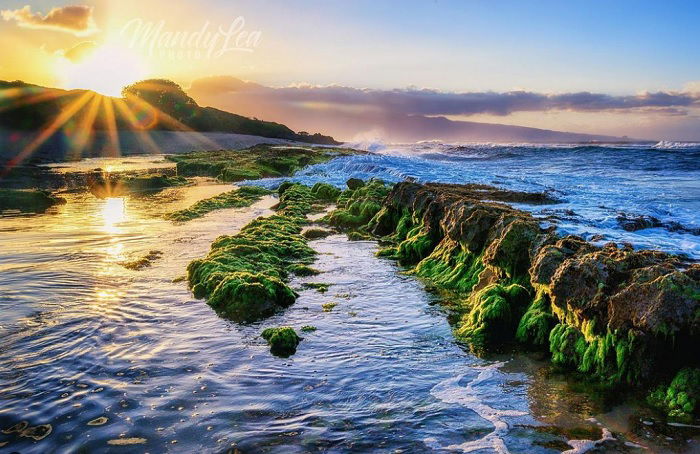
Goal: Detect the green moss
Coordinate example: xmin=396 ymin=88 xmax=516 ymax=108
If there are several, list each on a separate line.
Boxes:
xmin=346 ymin=178 xmax=364 ymax=190
xmin=325 ymin=180 xmax=393 ymax=230
xmin=310 ymin=182 xmax=341 ymax=202
xmin=120 ymin=250 xmax=162 ymax=271
xmin=0 ymin=188 xmax=66 ymax=213
xmin=261 ymin=326 xmax=302 ymax=357
xmin=168 ymin=144 xmax=360 ymax=182
xmin=89 ymin=174 xmax=187 ymax=198
xmin=322 ymin=302 xmax=338 ymax=312
xmin=515 ymin=291 xmax=556 ymax=347
xmin=166 ymin=186 xmax=271 ymax=221
xmin=549 ymin=323 xmax=645 ymax=385
xmin=549 ymin=323 xmax=587 ymax=369
xmin=187 ymin=184 xmax=328 ymax=322
xmin=300 ymin=325 xmax=317 ymax=332
xmin=647 ymin=368 xmax=700 ymax=422
xmin=302 ymin=282 xmax=330 ymax=293
xmin=302 ymin=228 xmax=334 ymax=240
xmin=454 ymin=281 xmax=531 ymax=353
xmin=287 ymin=264 xmax=320 ymax=276
xmin=414 ymin=242 xmax=486 ymax=294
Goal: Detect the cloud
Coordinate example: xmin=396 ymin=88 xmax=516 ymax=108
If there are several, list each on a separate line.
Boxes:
xmin=1 ymin=5 xmax=98 ymax=36
xmin=60 ymin=41 xmax=98 ymax=62
xmin=190 ymin=76 xmax=700 ymax=118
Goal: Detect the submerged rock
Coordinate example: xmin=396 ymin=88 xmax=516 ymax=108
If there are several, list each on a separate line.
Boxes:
xmin=0 ymin=188 xmax=66 ymax=213
xmin=166 ymin=186 xmax=271 ymax=221
xmin=88 ymin=173 xmax=187 ymax=198
xmin=617 ymin=214 xmax=663 ymax=232
xmin=261 ymin=326 xmax=302 ymax=357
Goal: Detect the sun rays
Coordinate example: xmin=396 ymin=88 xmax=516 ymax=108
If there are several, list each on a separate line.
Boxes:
xmin=0 ymin=82 xmax=221 ymax=174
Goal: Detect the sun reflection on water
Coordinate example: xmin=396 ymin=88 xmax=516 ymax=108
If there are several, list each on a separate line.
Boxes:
xmin=100 ymin=197 xmax=127 ymax=235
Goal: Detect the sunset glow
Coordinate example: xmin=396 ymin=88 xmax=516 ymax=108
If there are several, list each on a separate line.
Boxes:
xmin=57 ymin=43 xmax=148 ymax=97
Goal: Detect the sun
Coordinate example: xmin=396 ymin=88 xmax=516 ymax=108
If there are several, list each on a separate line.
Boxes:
xmin=58 ymin=43 xmax=148 ymax=97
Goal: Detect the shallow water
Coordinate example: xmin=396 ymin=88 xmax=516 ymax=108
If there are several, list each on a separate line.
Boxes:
xmin=1 ymin=150 xmax=699 ymax=452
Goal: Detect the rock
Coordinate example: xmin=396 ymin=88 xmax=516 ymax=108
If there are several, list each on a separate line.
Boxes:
xmin=346 ymin=178 xmax=365 ymax=190
xmin=261 ymin=327 xmax=301 ymax=357
xmin=351 ymin=181 xmax=699 ymax=389
xmin=617 ymin=214 xmax=663 ymax=232
xmin=302 ymin=228 xmax=334 ymax=240
xmin=0 ymin=188 xmax=66 ymax=213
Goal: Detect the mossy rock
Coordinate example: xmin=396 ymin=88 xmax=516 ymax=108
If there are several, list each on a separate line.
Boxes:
xmin=325 ymin=180 xmax=393 ymax=230
xmin=346 ymin=178 xmax=365 ymax=190
xmin=187 ymin=183 xmax=334 ymax=322
xmin=311 ymin=182 xmax=341 ymax=202
xmin=0 ymin=188 xmax=66 ymax=213
xmin=648 ymin=368 xmax=700 ymax=423
xmin=303 ymin=228 xmax=334 ymax=240
xmin=168 ymin=145 xmax=362 ymax=183
xmin=261 ymin=326 xmax=302 ymax=357
xmin=89 ymin=174 xmax=187 ymax=198
xmin=166 ymin=186 xmax=271 ymax=221
xmin=302 ymin=282 xmax=330 ymax=293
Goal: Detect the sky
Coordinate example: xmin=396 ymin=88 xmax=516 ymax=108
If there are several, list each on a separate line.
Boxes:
xmin=1 ymin=0 xmax=700 ymax=141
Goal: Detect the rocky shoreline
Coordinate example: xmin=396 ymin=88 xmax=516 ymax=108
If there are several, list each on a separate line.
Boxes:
xmin=187 ymin=176 xmax=699 ymax=423
xmin=361 ymin=182 xmax=699 ymax=422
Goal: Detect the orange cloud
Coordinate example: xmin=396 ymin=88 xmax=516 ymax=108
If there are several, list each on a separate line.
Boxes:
xmin=1 ymin=5 xmax=98 ymax=36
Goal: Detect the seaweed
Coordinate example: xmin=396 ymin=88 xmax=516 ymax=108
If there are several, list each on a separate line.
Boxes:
xmin=89 ymin=174 xmax=187 ymax=198
xmin=325 ymin=180 xmax=393 ymax=230
xmin=186 ymin=184 xmax=328 ymax=322
xmin=120 ymin=250 xmax=163 ymax=270
xmin=261 ymin=326 xmax=302 ymax=357
xmin=454 ymin=281 xmax=531 ymax=353
xmin=0 ymin=188 xmax=66 ymax=213
xmin=647 ymin=368 xmax=700 ymax=422
xmin=167 ymin=144 xmax=361 ymax=182
xmin=322 ymin=302 xmax=338 ymax=312
xmin=166 ymin=186 xmax=271 ymax=221
xmin=302 ymin=282 xmax=330 ymax=293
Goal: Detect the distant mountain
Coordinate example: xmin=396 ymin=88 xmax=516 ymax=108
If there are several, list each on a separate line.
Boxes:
xmin=189 ymin=76 xmax=630 ymax=143
xmin=0 ymin=79 xmax=339 ymax=161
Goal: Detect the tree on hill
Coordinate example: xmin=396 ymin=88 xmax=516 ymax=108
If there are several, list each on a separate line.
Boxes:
xmin=122 ymin=79 xmax=199 ymax=123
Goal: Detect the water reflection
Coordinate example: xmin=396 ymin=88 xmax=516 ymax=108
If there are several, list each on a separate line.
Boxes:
xmin=100 ymin=197 xmax=127 ymax=234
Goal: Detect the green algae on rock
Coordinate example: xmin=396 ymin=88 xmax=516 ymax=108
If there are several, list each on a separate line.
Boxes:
xmin=167 ymin=144 xmax=362 ymax=182
xmin=325 ymin=179 xmax=393 ymax=230
xmin=120 ymin=250 xmax=163 ymax=271
xmin=300 ymin=325 xmax=317 ymax=332
xmin=89 ymin=174 xmax=187 ymax=198
xmin=302 ymin=282 xmax=330 ymax=293
xmin=261 ymin=326 xmax=302 ymax=357
xmin=348 ymin=181 xmax=699 ymax=404
xmin=322 ymin=302 xmax=338 ymax=312
xmin=302 ymin=228 xmax=335 ymax=240
xmin=166 ymin=186 xmax=272 ymax=221
xmin=186 ymin=184 xmax=329 ymax=322
xmin=287 ymin=264 xmax=320 ymax=276
xmin=0 ymin=188 xmax=66 ymax=213
xmin=648 ymin=368 xmax=700 ymax=422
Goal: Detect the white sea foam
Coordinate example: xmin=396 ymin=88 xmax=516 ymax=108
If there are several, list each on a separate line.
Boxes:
xmin=562 ymin=427 xmax=616 ymax=454
xmin=426 ymin=363 xmax=527 ymax=453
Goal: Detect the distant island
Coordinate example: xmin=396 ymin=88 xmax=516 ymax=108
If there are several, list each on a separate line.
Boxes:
xmin=0 ymin=79 xmax=339 ymax=163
